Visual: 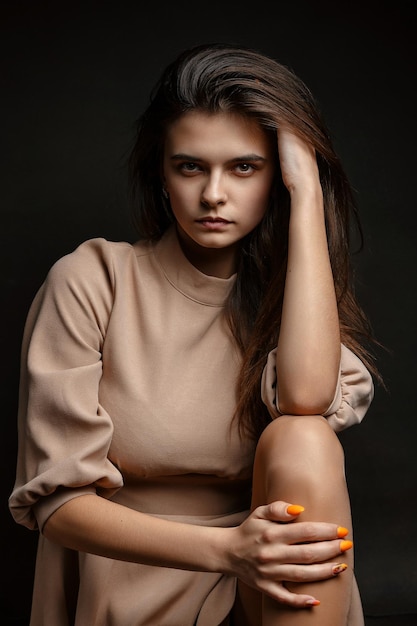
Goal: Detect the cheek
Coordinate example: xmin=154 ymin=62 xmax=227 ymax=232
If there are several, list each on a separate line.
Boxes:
xmin=169 ymin=180 xmax=197 ymax=205
xmin=167 ymin=185 xmax=198 ymax=225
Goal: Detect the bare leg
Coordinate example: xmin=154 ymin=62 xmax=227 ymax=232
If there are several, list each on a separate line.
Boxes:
xmin=233 ymin=415 xmax=364 ymax=626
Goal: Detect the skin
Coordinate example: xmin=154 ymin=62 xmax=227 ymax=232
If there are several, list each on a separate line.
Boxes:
xmin=43 ymin=110 xmax=358 ymax=624
xmin=232 ymin=417 xmax=364 ymax=626
xmin=274 ymin=130 xmax=341 ymax=415
xmin=162 ymin=110 xmax=276 ymax=278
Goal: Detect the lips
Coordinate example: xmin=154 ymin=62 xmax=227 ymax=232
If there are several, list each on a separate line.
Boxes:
xmin=196 ymin=216 xmax=232 ymax=230
xmin=196 ymin=217 xmax=230 ymax=223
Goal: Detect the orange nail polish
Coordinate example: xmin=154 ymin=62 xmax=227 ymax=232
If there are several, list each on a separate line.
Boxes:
xmin=305 ymin=599 xmax=320 ymax=606
xmin=332 ymin=563 xmax=348 ymax=575
xmin=287 ymin=504 xmax=305 ymax=515
xmin=337 ymin=526 xmax=349 ymax=538
xmin=340 ymin=540 xmax=353 ymax=552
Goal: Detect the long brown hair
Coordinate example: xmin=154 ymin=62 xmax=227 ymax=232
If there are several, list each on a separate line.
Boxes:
xmin=128 ymin=42 xmax=382 ymax=439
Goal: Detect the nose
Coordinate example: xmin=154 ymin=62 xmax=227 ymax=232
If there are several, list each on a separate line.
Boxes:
xmin=200 ymin=173 xmax=228 ymax=207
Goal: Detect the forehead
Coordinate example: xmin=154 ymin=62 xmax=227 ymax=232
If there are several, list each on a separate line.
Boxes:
xmin=165 ymin=110 xmax=272 ymax=156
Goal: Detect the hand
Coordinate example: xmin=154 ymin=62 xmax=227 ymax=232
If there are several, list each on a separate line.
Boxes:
xmin=277 ymin=128 xmax=321 ymax=196
xmin=225 ymin=500 xmax=351 ymax=607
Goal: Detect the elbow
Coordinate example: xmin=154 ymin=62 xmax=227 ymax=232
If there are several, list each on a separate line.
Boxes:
xmin=276 ymin=366 xmax=339 ymax=416
xmin=277 ymin=387 xmax=334 ymax=417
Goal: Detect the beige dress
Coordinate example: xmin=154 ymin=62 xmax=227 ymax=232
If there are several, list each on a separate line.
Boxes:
xmin=9 ymin=226 xmax=374 ymax=626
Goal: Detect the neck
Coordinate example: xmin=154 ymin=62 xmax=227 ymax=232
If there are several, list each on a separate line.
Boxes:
xmin=176 ymin=226 xmax=238 ymax=278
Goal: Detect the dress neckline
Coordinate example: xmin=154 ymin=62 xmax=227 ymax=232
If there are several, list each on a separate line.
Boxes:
xmin=153 ymin=226 xmax=236 ymax=307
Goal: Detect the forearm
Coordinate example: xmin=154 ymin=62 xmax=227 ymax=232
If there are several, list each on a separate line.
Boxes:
xmin=43 ymin=491 xmax=354 ymax=609
xmin=43 ymin=493 xmax=228 ymax=573
xmin=276 ymin=185 xmax=340 ymax=414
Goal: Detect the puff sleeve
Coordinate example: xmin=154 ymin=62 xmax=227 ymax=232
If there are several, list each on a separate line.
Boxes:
xmin=9 ymin=239 xmax=124 ymax=532
xmin=261 ymin=343 xmax=374 ymax=431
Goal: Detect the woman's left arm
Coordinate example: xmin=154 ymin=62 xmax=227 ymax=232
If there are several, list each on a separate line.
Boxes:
xmin=275 ymin=129 xmax=341 ymax=415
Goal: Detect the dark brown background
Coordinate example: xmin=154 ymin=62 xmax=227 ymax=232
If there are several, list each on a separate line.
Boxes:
xmin=1 ymin=1 xmax=416 ymax=623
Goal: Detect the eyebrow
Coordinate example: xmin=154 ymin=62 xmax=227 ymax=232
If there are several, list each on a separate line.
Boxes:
xmin=170 ymin=153 xmax=268 ymax=163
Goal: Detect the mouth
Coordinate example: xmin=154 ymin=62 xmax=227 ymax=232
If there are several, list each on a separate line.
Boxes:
xmin=195 ymin=216 xmax=232 ymax=231
xmin=196 ymin=217 xmax=231 ymax=223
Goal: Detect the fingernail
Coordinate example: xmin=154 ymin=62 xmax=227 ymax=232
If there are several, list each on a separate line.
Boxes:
xmin=337 ymin=526 xmax=349 ymax=538
xmin=287 ymin=504 xmax=305 ymax=515
xmin=332 ymin=563 xmax=348 ymax=575
xmin=340 ymin=540 xmax=353 ymax=552
xmin=305 ymin=598 xmax=320 ymax=606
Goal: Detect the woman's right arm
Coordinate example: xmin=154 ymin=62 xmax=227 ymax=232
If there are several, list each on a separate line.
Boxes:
xmin=44 ymin=494 xmax=351 ymax=607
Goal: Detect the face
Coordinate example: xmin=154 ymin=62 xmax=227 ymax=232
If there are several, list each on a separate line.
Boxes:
xmin=162 ymin=110 xmax=276 ymax=277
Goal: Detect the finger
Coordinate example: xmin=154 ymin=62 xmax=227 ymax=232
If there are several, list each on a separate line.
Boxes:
xmin=258 ymin=561 xmax=349 ymax=584
xmin=258 ymin=579 xmax=320 ymax=608
xmin=254 ymin=501 xmax=307 ymax=522
xmin=253 ymin=502 xmax=349 ymax=544
xmin=256 ymin=502 xmax=350 ymax=542
xmin=262 ymin=537 xmax=353 ymax=567
xmin=289 ymin=538 xmax=353 ymax=565
xmin=264 ymin=517 xmax=351 ymax=544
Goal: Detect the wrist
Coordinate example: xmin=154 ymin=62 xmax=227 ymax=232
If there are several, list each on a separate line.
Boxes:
xmin=288 ymin=181 xmax=323 ymax=203
xmin=206 ymin=526 xmax=235 ymax=575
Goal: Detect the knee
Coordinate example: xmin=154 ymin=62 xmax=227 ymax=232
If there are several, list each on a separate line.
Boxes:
xmin=254 ymin=414 xmax=346 ymax=484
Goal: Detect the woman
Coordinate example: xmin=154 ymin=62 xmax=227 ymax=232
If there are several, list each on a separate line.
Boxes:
xmin=9 ymin=43 xmax=378 ymax=625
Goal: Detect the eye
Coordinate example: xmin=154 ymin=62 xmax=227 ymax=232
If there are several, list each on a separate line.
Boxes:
xmin=178 ymin=162 xmax=202 ymax=175
xmin=234 ymin=162 xmax=255 ymax=175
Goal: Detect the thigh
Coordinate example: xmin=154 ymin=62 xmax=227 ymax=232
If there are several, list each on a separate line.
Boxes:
xmin=233 ymin=576 xmax=364 ymax=626
xmin=347 ymin=576 xmax=365 ymax=626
